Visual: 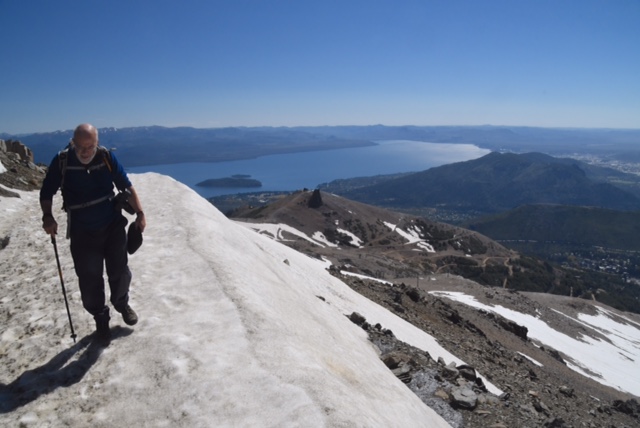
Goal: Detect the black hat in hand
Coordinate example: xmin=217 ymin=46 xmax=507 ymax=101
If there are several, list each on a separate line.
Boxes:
xmin=127 ymin=223 xmax=143 ymax=254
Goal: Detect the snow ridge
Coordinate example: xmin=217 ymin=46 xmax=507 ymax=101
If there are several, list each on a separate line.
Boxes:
xmin=0 ymin=173 xmax=452 ymax=427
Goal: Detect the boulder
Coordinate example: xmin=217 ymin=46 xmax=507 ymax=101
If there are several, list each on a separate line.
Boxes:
xmin=450 ymin=386 xmax=478 ymax=410
xmin=2 ymin=140 xmax=34 ymax=163
xmin=308 ymin=189 xmax=323 ymax=208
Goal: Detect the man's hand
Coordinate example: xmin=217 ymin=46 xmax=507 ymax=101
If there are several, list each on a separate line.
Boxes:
xmin=127 ymin=186 xmax=146 ymax=233
xmin=135 ymin=212 xmax=146 ymax=233
xmin=42 ymin=214 xmax=58 ymax=236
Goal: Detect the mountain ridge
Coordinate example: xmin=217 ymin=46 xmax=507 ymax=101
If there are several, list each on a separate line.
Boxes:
xmin=322 ymin=151 xmax=640 ymax=219
xmin=229 ymin=189 xmax=513 ymax=280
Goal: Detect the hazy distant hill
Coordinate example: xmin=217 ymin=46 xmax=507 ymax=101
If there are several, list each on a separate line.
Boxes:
xmin=329 ymin=152 xmax=640 ymax=217
xmin=465 ymin=204 xmax=640 ymax=252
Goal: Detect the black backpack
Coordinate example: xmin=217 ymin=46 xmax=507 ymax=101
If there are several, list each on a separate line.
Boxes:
xmin=57 ymin=145 xmax=114 ymax=195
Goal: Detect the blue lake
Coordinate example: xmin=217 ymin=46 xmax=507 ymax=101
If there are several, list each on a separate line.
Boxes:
xmin=128 ymin=140 xmax=490 ymax=199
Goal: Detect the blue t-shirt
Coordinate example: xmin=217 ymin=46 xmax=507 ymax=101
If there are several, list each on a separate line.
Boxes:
xmin=40 ymin=147 xmax=132 ymax=231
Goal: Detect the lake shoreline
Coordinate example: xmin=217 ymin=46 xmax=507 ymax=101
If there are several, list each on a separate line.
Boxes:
xmin=128 ymin=141 xmax=490 ymax=199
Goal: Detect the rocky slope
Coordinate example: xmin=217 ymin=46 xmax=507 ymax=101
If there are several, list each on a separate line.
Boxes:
xmin=342 ymin=274 xmax=639 ymax=427
xmin=230 ymin=189 xmax=640 ymax=427
xmin=0 ymin=140 xmax=45 ymax=196
xmin=229 ymin=189 xmax=516 ymax=283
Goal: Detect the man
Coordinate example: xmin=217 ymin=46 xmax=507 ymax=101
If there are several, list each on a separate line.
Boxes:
xmin=40 ymin=123 xmax=146 ymax=344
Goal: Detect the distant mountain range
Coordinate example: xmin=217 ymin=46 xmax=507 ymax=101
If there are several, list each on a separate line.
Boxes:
xmin=7 ymin=124 xmax=640 ymax=167
xmin=14 ymin=126 xmax=373 ymax=167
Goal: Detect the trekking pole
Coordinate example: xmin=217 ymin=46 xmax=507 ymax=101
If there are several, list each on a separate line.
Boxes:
xmin=51 ymin=236 xmax=77 ymax=343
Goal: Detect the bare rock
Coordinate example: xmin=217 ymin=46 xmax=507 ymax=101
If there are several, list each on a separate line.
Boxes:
xmin=451 ymin=386 xmax=478 ymax=410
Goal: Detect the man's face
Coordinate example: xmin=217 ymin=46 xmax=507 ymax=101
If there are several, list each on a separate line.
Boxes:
xmin=73 ymin=136 xmax=98 ymax=165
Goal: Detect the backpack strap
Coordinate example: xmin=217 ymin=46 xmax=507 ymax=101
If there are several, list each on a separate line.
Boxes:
xmin=59 ymin=146 xmax=113 ymax=194
xmin=101 ymin=147 xmax=113 ymax=172
xmin=66 ymin=194 xmax=112 ymax=210
xmin=58 ymin=145 xmax=115 ymax=239
xmin=57 ymin=147 xmax=71 ymax=203
xmin=58 ymin=143 xmax=113 ymax=211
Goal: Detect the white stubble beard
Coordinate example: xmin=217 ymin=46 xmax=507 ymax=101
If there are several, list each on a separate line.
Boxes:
xmin=77 ymin=151 xmax=97 ymax=165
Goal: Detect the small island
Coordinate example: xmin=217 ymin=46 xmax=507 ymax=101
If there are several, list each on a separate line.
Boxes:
xmin=196 ymin=174 xmax=262 ymax=188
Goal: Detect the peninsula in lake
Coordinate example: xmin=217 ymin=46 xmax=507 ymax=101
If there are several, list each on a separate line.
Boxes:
xmin=196 ymin=174 xmax=262 ymax=188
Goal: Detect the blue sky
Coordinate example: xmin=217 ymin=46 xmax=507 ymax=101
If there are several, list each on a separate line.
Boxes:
xmin=1 ymin=0 xmax=639 ymax=134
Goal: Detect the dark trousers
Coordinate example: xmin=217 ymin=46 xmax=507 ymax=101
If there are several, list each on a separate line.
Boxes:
xmin=70 ymin=215 xmax=131 ymax=318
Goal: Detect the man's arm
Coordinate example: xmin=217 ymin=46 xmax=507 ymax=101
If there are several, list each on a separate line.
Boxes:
xmin=39 ymin=152 xmax=63 ymax=237
xmin=127 ymin=186 xmax=146 ymax=233
xmin=40 ymin=199 xmax=58 ymax=236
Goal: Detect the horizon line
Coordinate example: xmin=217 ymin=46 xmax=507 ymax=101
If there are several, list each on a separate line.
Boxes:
xmin=4 ymin=123 xmax=640 ymax=136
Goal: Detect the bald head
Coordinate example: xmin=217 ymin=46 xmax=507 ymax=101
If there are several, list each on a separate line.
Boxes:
xmin=74 ymin=123 xmax=98 ymax=142
xmin=72 ymin=123 xmax=99 ymax=164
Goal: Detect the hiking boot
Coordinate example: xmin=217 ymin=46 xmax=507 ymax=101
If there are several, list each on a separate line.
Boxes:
xmin=95 ymin=313 xmax=111 ymax=345
xmin=117 ymin=304 xmax=138 ymax=326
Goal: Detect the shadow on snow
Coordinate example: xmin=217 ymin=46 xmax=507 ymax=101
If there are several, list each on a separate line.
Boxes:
xmin=0 ymin=326 xmax=133 ymax=413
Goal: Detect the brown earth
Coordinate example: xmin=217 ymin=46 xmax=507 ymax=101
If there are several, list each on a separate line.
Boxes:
xmin=340 ymin=272 xmax=640 ymax=427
